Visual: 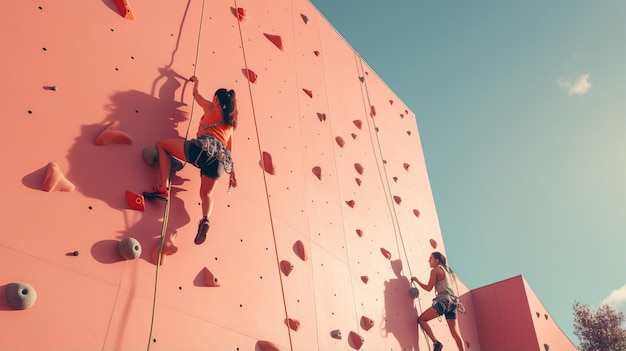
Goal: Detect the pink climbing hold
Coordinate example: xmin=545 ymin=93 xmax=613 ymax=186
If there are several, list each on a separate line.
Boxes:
xmin=353 ymin=120 xmax=362 ymax=129
xmin=257 ymin=340 xmax=282 ymax=351
xmin=95 ymin=121 xmax=132 ymax=146
xmin=202 ymin=267 xmax=220 ymax=287
xmin=261 ymin=151 xmax=276 ymax=175
xmin=381 ymin=248 xmax=392 ymax=260
xmin=42 ymin=162 xmax=75 ymax=192
xmin=393 ymin=195 xmax=402 ymax=205
xmin=335 ymin=136 xmax=345 ymax=148
xmin=264 ymin=33 xmax=284 ymax=51
xmin=243 ymin=68 xmax=257 ymax=83
xmin=354 ymin=163 xmax=364 ymax=175
xmin=152 ymin=232 xmax=178 ymax=266
xmin=311 ymin=166 xmax=322 ymax=180
xmin=302 ymin=88 xmax=313 ymax=98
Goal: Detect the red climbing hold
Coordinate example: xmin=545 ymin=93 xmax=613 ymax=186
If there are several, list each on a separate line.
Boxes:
xmin=353 ymin=120 xmax=362 ymax=129
xmin=361 ymin=275 xmax=368 ymax=284
xmin=403 ymin=163 xmax=410 ymax=171
xmin=280 ymin=260 xmax=294 ymax=276
xmin=300 ymin=14 xmax=309 ymax=24
xmin=285 ymin=318 xmax=300 ymax=331
xmin=356 ymin=229 xmax=363 ymax=237
xmin=264 ymin=33 xmax=284 ymax=50
xmin=257 ymin=340 xmax=282 ymax=351
xmin=302 ymin=88 xmax=313 ymax=98
xmin=316 ymin=112 xmax=326 ymax=121
xmin=335 ymin=136 xmax=345 ymax=148
xmin=389 ymin=99 xmax=394 ymax=105
xmin=370 ymin=105 xmax=376 ymax=117
xmin=311 ymin=166 xmax=322 ymax=180
xmin=125 ymin=191 xmax=145 ymax=211
xmin=355 ymin=178 xmax=362 ymax=186
xmin=413 ymin=209 xmax=421 ymax=218
xmin=294 ymin=240 xmax=307 ymax=261
xmin=261 ymin=151 xmax=276 ymax=175
xmin=351 ymin=133 xmax=357 ymax=139
xmin=381 ymin=248 xmax=392 ymax=260
xmin=348 ymin=331 xmax=364 ymax=350
xmin=360 ymin=316 xmax=374 ymax=331
xmin=393 ymin=176 xmax=398 ymax=182
xmin=430 ymin=239 xmax=437 ymax=249
xmin=233 ymin=7 xmax=247 ymax=21
xmin=407 ymin=131 xmax=412 ymax=136
xmin=393 ymin=195 xmax=402 ymax=205
xmin=346 ymin=200 xmax=355 ymax=208
xmin=354 ymin=163 xmax=364 ymax=175
xmin=400 ymin=113 xmax=405 ymax=118
xmin=243 ymin=68 xmax=257 ymax=83
xmin=313 ymin=50 xmax=320 ymax=56
xmin=113 ymin=0 xmax=134 ymax=20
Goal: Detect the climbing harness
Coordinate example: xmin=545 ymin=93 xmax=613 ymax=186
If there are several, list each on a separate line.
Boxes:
xmin=193 ymin=134 xmax=234 ymax=174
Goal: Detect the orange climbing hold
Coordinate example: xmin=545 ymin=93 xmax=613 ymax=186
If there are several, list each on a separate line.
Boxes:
xmin=264 ymin=33 xmax=284 ymax=51
xmin=125 ymin=191 xmax=145 ymax=211
xmin=202 ymin=267 xmax=220 ymax=287
xmin=42 ymin=162 xmax=75 ymax=192
xmin=95 ymin=121 xmax=133 ymax=146
xmin=311 ymin=166 xmax=322 ymax=180
xmin=113 ymin=0 xmax=134 ymax=20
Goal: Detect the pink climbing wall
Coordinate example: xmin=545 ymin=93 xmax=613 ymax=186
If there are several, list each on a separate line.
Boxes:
xmin=0 ymin=0 xmax=490 ymax=350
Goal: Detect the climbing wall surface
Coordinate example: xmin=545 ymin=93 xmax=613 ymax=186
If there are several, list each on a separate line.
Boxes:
xmin=0 ymin=1 xmax=482 ymax=350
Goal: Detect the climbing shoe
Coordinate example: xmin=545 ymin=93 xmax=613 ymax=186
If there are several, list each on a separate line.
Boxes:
xmin=143 ymin=185 xmax=168 ymax=201
xmin=194 ymin=218 xmax=210 ymax=245
xmin=433 ymin=341 xmax=443 ymax=351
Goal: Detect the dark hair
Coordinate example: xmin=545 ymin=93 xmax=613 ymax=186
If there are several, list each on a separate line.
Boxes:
xmin=215 ymin=88 xmax=238 ymax=129
xmin=433 ymin=251 xmax=454 ymax=275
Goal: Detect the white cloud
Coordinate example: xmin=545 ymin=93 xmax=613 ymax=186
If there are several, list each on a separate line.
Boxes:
xmin=557 ymin=73 xmax=592 ymax=95
xmin=602 ymin=284 xmax=626 ymax=308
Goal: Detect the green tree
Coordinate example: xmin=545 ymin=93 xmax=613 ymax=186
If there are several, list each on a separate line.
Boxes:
xmin=573 ymin=301 xmax=626 ymax=351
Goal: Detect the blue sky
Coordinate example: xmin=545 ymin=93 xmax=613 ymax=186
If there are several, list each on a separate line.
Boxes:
xmin=310 ymin=0 xmax=626 ymax=343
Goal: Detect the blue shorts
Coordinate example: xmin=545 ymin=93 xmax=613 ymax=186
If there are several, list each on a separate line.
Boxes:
xmin=184 ymin=139 xmax=223 ymax=179
xmin=434 ymin=303 xmax=457 ymax=320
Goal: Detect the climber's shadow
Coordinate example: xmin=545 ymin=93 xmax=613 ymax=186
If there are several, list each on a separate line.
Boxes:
xmin=382 ymin=259 xmax=420 ymax=350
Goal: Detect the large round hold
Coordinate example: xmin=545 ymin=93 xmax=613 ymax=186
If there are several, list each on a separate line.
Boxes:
xmin=6 ymin=282 xmax=37 ymax=310
xmin=142 ymin=145 xmax=158 ymax=167
xmin=119 ymin=237 xmax=142 ymax=260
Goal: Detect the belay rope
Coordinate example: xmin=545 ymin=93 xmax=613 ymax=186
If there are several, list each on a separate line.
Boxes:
xmin=146 ymin=0 xmax=206 ymax=349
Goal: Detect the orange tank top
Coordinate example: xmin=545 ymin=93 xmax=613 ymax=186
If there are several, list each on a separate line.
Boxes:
xmin=197 ymin=109 xmax=233 ymax=150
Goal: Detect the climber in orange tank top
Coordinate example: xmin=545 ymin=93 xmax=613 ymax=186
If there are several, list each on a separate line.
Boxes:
xmin=145 ymin=75 xmax=238 ymax=245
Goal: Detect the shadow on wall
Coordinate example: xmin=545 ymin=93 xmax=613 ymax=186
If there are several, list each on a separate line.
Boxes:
xmin=382 ymin=259 xmax=420 ymax=350
xmin=66 ymin=66 xmax=194 ymax=265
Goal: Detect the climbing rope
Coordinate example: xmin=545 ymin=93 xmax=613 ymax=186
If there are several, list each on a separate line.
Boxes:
xmin=355 ymin=56 xmax=431 ymax=347
xmin=146 ymin=1 xmax=206 ymax=350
